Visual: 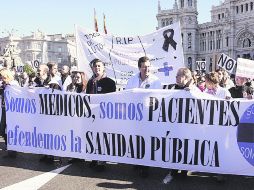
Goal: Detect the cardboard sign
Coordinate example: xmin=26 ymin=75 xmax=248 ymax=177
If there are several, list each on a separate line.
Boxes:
xmin=196 ymin=61 xmax=206 ymax=71
xmin=217 ymin=53 xmax=236 ymax=73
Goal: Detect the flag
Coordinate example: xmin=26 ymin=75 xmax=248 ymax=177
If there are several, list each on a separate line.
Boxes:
xmin=94 ymin=8 xmax=98 ymax=32
xmin=103 ymin=13 xmax=107 ymax=34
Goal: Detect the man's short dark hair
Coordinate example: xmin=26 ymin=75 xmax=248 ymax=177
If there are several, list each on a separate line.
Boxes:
xmin=47 ymin=62 xmax=57 ymax=70
xmin=138 ymin=56 xmax=150 ymax=68
xmin=90 ymin=58 xmax=103 ymax=67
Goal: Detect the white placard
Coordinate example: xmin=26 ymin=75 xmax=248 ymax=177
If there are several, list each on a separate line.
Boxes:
xmin=236 ymin=58 xmax=254 ymax=79
xmin=75 ymin=22 xmax=184 ymax=86
xmin=196 ymin=61 xmax=206 ymax=71
xmin=217 ymin=53 xmax=236 ymax=73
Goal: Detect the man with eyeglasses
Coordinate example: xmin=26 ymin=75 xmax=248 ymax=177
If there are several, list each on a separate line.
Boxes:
xmin=125 ymin=56 xmax=161 ymax=89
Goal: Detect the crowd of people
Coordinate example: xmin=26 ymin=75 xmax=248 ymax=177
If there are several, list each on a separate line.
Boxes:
xmin=0 ymin=56 xmax=253 ymax=184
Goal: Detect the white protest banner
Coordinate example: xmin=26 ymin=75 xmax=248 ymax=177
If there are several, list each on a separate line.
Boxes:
xmin=196 ymin=61 xmax=206 ymax=71
xmin=236 ymin=58 xmax=254 ymax=79
xmin=75 ymin=22 xmax=184 ymax=85
xmin=217 ymin=53 xmax=236 ymax=73
xmin=5 ymin=86 xmax=254 ymax=176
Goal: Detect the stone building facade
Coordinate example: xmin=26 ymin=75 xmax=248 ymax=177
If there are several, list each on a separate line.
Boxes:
xmin=0 ymin=30 xmax=77 ymax=68
xmin=156 ymin=0 xmax=254 ymax=71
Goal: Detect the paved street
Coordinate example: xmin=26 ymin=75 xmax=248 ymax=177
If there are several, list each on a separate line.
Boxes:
xmin=0 ymin=137 xmax=253 ymax=190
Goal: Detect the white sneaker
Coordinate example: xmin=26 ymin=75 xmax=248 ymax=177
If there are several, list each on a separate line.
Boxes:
xmin=163 ymin=173 xmax=173 ymax=184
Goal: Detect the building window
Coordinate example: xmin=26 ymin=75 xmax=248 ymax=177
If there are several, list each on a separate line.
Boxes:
xmin=222 ymin=13 xmax=224 ymax=18
xmin=162 ymin=21 xmax=165 ymax=27
xmin=210 ymin=58 xmax=213 ymax=72
xmin=236 ymin=6 xmax=239 ymax=13
xmin=188 ymin=57 xmax=192 ymax=69
xmin=241 ymin=4 xmax=244 ymax=12
xmin=246 ymin=3 xmax=249 ymax=11
xmin=181 ymin=0 xmax=184 ymax=8
xmin=26 ymin=42 xmax=31 ymax=49
xmin=243 ymin=38 xmax=251 ymax=47
xmin=169 ymin=18 xmax=173 ymax=25
xmin=37 ymin=56 xmax=42 ymax=62
xmin=166 ymin=20 xmax=169 ymax=26
xmin=26 ymin=54 xmax=32 ymax=61
xmin=188 ymin=33 xmax=192 ymax=49
xmin=188 ymin=0 xmax=192 ymax=7
xmin=251 ymin=2 xmax=253 ymax=10
xmin=57 ymin=57 xmax=62 ymax=63
xmin=226 ymin=36 xmax=229 ymax=47
xmin=37 ymin=43 xmax=41 ymax=49
xmin=218 ymin=14 xmax=221 ymax=20
xmin=58 ymin=47 xmax=62 ymax=52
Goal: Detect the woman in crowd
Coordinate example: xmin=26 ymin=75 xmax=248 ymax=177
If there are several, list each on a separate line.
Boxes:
xmin=47 ymin=62 xmax=61 ymax=90
xmin=216 ymin=69 xmax=234 ymax=89
xmin=204 ymin=71 xmax=231 ymax=99
xmin=67 ymin=71 xmax=87 ymax=93
xmin=0 ymin=68 xmax=19 ymax=157
xmin=86 ymin=58 xmax=116 ymax=171
xmin=197 ymin=75 xmax=206 ymax=92
xmin=66 ymin=70 xmax=88 ymax=163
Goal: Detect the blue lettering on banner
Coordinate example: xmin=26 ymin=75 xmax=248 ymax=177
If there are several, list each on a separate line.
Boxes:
xmin=99 ymin=101 xmax=143 ymax=121
xmin=7 ymin=125 xmax=67 ymax=151
xmin=237 ymin=104 xmax=254 ymax=166
xmin=5 ymin=91 xmax=36 ymax=114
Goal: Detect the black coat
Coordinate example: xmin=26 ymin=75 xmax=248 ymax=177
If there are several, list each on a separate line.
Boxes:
xmin=86 ymin=77 xmax=116 ymax=94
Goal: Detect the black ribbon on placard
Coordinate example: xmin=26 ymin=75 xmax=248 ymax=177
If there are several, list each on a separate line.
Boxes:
xmin=162 ymin=29 xmax=177 ymax=52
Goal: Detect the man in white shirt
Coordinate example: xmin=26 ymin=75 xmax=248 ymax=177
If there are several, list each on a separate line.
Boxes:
xmin=125 ymin=56 xmax=161 ymax=178
xmin=125 ymin=56 xmax=161 ymax=89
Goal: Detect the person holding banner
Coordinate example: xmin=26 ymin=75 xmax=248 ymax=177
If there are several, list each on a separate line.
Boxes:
xmin=163 ymin=67 xmax=196 ymax=184
xmin=86 ymin=59 xmax=116 ymax=94
xmin=125 ymin=56 xmax=161 ymax=178
xmin=125 ymin=56 xmax=161 ymax=89
xmin=34 ymin=64 xmax=59 ymax=163
xmin=0 ymin=68 xmax=19 ymax=157
xmin=67 ymin=70 xmax=88 ymax=164
xmin=86 ymin=58 xmax=116 ymax=171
